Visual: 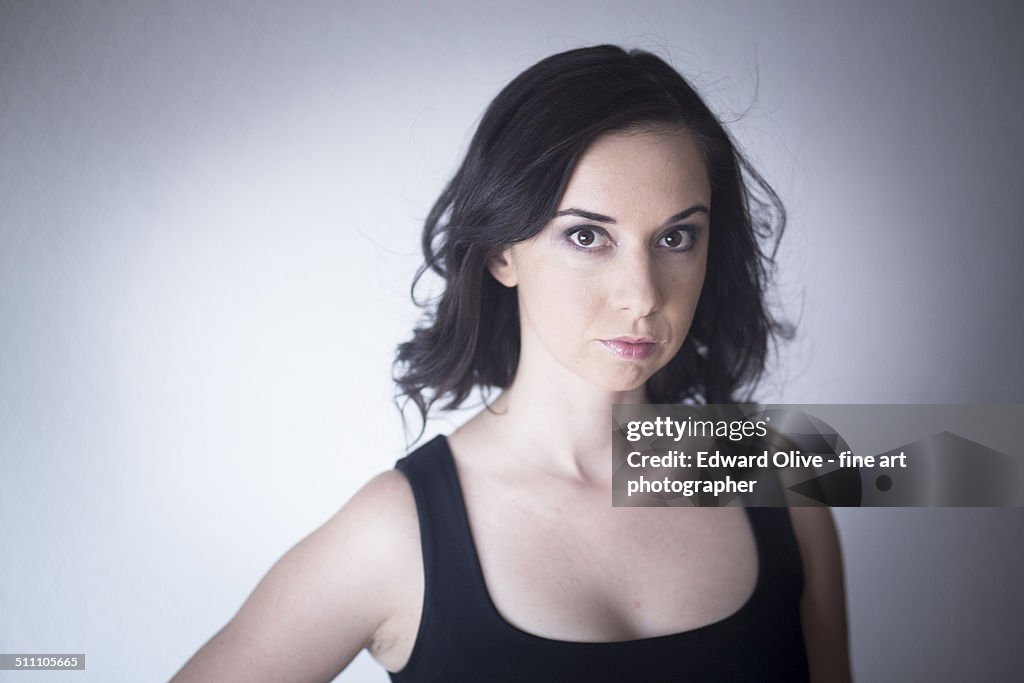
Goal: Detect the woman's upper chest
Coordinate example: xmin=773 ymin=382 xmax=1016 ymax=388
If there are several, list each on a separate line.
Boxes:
xmin=453 ymin=456 xmax=760 ymax=642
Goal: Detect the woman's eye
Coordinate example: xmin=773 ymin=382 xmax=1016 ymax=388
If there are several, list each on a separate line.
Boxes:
xmin=659 ymin=227 xmax=695 ymax=251
xmin=567 ymin=227 xmax=608 ymax=249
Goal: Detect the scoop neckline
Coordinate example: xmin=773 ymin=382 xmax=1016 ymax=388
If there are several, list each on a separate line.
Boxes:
xmin=434 ymin=434 xmax=766 ymax=647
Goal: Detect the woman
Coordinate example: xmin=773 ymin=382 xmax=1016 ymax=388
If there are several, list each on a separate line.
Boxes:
xmin=171 ymin=45 xmax=851 ymax=682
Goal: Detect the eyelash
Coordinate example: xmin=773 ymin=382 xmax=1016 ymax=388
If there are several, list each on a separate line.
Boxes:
xmin=563 ymin=226 xmax=698 ymax=252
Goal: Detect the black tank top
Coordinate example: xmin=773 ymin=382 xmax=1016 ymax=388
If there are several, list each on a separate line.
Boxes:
xmin=391 ymin=435 xmax=809 ymax=682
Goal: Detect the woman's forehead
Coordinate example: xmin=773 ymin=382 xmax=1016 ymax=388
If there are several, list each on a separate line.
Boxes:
xmin=558 ymin=129 xmax=711 ymax=218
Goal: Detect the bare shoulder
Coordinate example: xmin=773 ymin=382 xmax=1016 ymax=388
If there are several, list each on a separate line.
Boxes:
xmin=170 ymin=469 xmax=421 ymax=682
xmin=306 ymin=469 xmax=422 ymax=604
xmin=786 ymin=507 xmax=853 ymax=683
xmin=321 ymin=468 xmax=420 ymax=551
xmin=787 ymin=506 xmax=841 ymax=555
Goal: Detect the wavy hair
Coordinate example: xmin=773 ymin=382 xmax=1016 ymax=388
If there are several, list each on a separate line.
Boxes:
xmin=394 ymin=44 xmax=791 ymax=433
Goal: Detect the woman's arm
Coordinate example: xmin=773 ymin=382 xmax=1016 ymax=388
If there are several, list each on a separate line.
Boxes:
xmin=789 ymin=506 xmax=853 ymax=683
xmin=169 ymin=470 xmax=421 ymax=682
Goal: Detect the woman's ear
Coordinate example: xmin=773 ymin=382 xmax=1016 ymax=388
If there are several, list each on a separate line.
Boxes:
xmin=487 ymin=248 xmax=519 ymax=288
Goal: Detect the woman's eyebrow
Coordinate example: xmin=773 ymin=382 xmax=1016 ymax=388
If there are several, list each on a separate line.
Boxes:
xmin=554 ymin=204 xmax=709 ymax=225
xmin=665 ymin=205 xmax=710 ymax=223
xmin=554 ymin=208 xmax=617 ymax=223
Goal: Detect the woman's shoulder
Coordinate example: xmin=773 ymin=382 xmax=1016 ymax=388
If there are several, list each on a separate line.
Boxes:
xmin=168 ymin=467 xmax=423 ymax=681
xmin=786 ymin=506 xmax=843 ymax=592
xmin=334 ymin=467 xmax=425 ymax=668
xmin=281 ymin=467 xmax=425 ymax=668
xmin=318 ymin=468 xmax=421 ymax=570
xmin=786 ymin=506 xmax=841 ymax=563
xmin=267 ymin=466 xmax=423 ymax=613
xmin=338 ymin=468 xmax=418 ymax=523
xmin=258 ymin=467 xmax=422 ymax=622
xmin=786 ymin=506 xmax=852 ymax=682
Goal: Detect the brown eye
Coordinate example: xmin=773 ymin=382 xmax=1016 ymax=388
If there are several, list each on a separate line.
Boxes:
xmin=659 ymin=228 xmax=695 ymax=251
xmin=574 ymin=229 xmax=595 ymax=246
xmin=567 ymin=227 xmax=605 ymax=249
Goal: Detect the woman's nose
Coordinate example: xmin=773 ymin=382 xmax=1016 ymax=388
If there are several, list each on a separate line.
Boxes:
xmin=609 ymin=248 xmax=662 ymax=317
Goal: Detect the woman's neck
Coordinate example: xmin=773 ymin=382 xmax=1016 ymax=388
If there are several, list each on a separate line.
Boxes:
xmin=454 ymin=343 xmax=647 ymax=486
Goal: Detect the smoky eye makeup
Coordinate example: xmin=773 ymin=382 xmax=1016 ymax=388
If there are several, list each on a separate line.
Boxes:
xmin=657 ymin=225 xmax=701 ymax=251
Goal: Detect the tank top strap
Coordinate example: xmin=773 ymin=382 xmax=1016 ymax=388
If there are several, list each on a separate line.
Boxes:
xmin=742 ymin=466 xmax=806 ymax=606
xmin=393 ymin=435 xmax=493 ymax=656
xmin=745 ymin=505 xmax=806 ymax=610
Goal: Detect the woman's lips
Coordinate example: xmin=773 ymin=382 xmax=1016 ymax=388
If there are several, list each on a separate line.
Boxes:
xmin=600 ymin=337 xmax=657 ymax=360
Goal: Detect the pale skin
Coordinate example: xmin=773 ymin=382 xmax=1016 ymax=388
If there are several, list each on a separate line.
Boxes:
xmin=170 ymin=127 xmax=852 ymax=682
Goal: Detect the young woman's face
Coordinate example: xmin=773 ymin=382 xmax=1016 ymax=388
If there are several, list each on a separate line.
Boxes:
xmin=490 ymin=127 xmax=711 ymax=394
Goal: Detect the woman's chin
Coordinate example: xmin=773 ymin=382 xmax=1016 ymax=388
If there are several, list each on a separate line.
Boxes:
xmin=585 ymin=366 xmax=657 ymax=396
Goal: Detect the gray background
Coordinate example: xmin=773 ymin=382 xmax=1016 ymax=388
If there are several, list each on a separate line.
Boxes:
xmin=1 ymin=0 xmax=1022 ymax=681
